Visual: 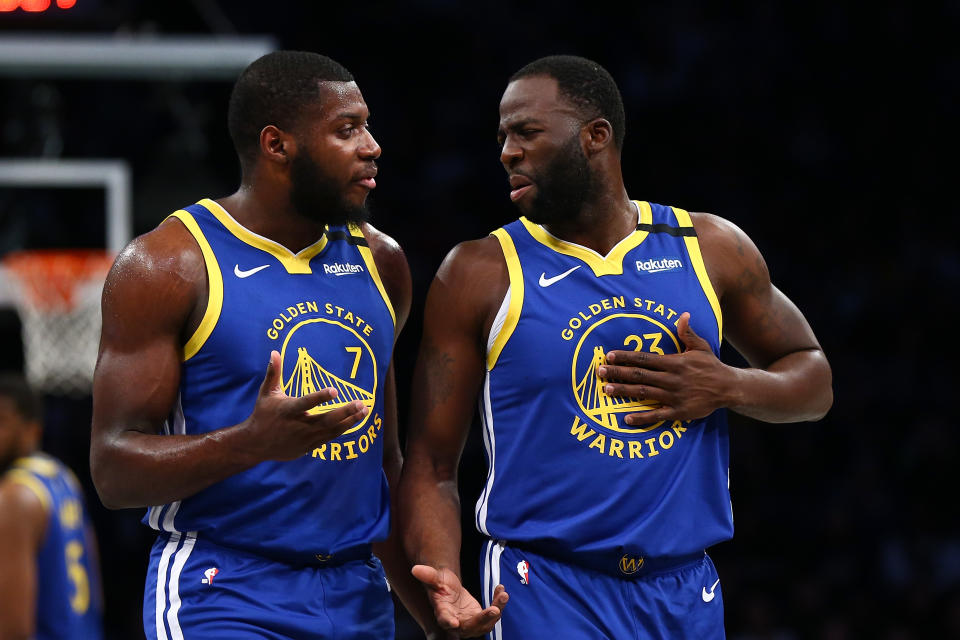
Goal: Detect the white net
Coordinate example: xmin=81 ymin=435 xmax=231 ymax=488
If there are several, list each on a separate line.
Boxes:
xmin=2 ymin=251 xmax=113 ymax=396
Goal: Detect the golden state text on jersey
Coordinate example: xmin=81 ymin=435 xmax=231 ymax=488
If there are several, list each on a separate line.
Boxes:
xmin=476 ymin=201 xmax=734 ymax=570
xmin=144 ymin=199 xmax=396 ymax=565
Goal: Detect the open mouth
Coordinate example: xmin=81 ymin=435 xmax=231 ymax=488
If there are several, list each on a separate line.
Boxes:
xmin=508 ymin=174 xmax=533 ymax=202
xmin=354 ymin=168 xmax=378 ymax=190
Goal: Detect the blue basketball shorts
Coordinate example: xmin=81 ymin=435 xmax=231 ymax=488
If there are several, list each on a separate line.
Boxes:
xmin=479 ymin=540 xmax=724 ymax=639
xmin=145 ymin=532 xmax=394 ymax=639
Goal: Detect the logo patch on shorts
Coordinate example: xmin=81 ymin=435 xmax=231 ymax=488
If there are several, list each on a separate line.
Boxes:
xmin=619 ymin=554 xmax=644 ymax=575
xmin=201 ymin=567 xmax=219 ymax=585
xmin=517 ymin=560 xmax=531 ymax=585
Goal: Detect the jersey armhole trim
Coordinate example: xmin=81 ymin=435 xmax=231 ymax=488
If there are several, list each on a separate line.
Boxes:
xmin=5 ymin=469 xmax=52 ymax=515
xmin=167 ymin=210 xmax=224 ymax=361
xmin=672 ymin=207 xmax=723 ymax=344
xmin=354 ymin=227 xmax=397 ymax=330
xmin=487 ymin=228 xmax=524 ymax=370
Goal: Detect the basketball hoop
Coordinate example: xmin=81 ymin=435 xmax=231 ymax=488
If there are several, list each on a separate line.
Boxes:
xmin=2 ymin=249 xmax=114 ymax=396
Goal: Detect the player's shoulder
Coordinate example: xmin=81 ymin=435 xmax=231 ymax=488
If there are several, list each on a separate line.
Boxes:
xmin=689 ymin=211 xmax=748 ymax=240
xmin=359 ymin=221 xmax=404 ymax=265
xmin=108 ymin=212 xmax=204 ymax=287
xmin=359 ymin=222 xmax=412 ymax=326
xmin=689 ymin=211 xmax=763 ymax=256
xmin=439 ymin=234 xmax=504 ymax=279
xmin=689 ymin=211 xmax=769 ymax=295
xmin=0 ymin=469 xmax=50 ymax=519
xmin=429 ymin=235 xmax=508 ymax=329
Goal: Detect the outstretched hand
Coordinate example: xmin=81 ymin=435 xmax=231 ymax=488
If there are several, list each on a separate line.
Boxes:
xmin=242 ymin=350 xmax=369 ymax=461
xmin=411 ymin=565 xmax=508 ymax=638
xmin=599 ymin=313 xmax=732 ymax=426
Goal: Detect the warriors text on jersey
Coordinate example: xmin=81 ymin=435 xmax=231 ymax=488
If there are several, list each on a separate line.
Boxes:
xmin=477 ymin=201 xmax=733 ymax=574
xmin=143 ymin=199 xmax=396 ymax=565
xmin=4 ymin=453 xmax=103 ymax=640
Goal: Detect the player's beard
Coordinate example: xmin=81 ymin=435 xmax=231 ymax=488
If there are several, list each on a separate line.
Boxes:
xmin=289 ymin=148 xmax=371 ymax=227
xmin=521 ymin=134 xmax=593 ymax=226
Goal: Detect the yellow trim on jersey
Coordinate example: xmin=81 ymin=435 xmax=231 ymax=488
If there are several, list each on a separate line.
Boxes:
xmin=14 ymin=455 xmax=58 ymax=478
xmin=168 ymin=210 xmax=224 ymax=361
xmin=672 ymin=207 xmax=723 ymax=344
xmin=487 ymin=229 xmax=525 ymax=370
xmin=517 ymin=200 xmax=653 ymax=277
xmin=353 ymin=225 xmax=397 ymax=330
xmin=198 ymin=198 xmax=327 ymax=274
xmin=5 ymin=469 xmax=52 ymax=515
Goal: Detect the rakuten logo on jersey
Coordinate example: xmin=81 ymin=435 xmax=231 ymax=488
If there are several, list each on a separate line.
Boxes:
xmin=636 ymin=257 xmax=683 ymax=274
xmin=323 ymin=262 xmax=365 ymax=276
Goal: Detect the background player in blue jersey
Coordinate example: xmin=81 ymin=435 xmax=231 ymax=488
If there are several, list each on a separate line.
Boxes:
xmin=0 ymin=374 xmax=104 ymax=640
xmin=90 ymin=52 xmax=442 ymax=639
xmin=400 ymin=55 xmax=833 ymax=638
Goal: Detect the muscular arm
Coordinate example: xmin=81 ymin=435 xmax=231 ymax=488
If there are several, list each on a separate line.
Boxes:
xmin=399 ymin=238 xmax=509 ymax=635
xmin=699 ymin=213 xmax=833 ymax=422
xmin=0 ymin=481 xmax=47 ymax=639
xmin=603 ymin=212 xmax=832 ymax=425
xmin=91 ymin=220 xmax=366 ymax=509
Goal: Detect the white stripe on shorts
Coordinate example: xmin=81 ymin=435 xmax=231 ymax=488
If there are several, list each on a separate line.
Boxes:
xmin=165 ymin=531 xmax=197 ymax=640
xmin=155 ymin=532 xmax=182 ymax=640
xmin=483 ymin=540 xmax=504 ymax=640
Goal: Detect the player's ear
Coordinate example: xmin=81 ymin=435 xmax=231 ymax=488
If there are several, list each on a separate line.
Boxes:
xmin=583 ymin=118 xmax=613 ymax=156
xmin=260 ymin=125 xmax=292 ymax=164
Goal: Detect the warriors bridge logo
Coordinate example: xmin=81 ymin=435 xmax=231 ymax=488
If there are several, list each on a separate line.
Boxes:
xmin=561 ymin=297 xmax=695 ymax=461
xmin=572 ymin=313 xmax=679 ymax=432
xmin=265 ymin=299 xmax=386 ymax=462
xmin=280 ymin=317 xmax=377 ymax=435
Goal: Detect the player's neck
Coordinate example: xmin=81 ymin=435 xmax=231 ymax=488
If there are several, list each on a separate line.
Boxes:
xmin=541 ymin=187 xmax=636 ymax=256
xmin=217 ymin=184 xmax=325 ymax=254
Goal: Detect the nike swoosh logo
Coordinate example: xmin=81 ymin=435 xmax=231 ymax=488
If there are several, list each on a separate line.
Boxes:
xmin=539 ymin=265 xmax=581 ymax=287
xmin=701 ymin=578 xmax=721 ymax=603
xmin=234 ymin=264 xmax=270 ymax=278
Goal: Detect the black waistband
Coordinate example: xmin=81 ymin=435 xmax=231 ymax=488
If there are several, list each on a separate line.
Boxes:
xmin=494 ymin=539 xmax=705 ymax=580
xmin=309 ymin=543 xmax=373 ymax=568
xmin=157 ymin=532 xmax=372 ymax=569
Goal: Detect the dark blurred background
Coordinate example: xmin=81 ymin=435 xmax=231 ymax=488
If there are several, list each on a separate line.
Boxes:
xmin=1 ymin=1 xmax=957 ymax=638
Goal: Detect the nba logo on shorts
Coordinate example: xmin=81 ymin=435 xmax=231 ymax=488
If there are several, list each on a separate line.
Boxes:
xmin=201 ymin=567 xmax=219 ymax=585
xmin=516 ymin=560 xmax=531 ymax=585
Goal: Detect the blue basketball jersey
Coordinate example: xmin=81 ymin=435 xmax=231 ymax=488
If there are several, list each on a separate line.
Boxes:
xmin=5 ymin=453 xmax=103 ymax=640
xmin=143 ymin=199 xmax=396 ymax=564
xmin=476 ymin=201 xmax=733 ymax=573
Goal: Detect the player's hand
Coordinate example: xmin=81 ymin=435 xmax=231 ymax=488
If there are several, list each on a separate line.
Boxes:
xmin=599 ymin=313 xmax=732 ymax=426
xmin=411 ymin=565 xmax=508 ymax=638
xmin=240 ymin=350 xmax=368 ymax=461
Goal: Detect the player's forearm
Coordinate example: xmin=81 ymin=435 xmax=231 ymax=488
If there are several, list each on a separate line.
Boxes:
xmin=400 ymin=463 xmax=465 ymax=577
xmin=376 ymin=449 xmax=448 ymax=635
xmin=374 ymin=530 xmax=447 ymax=636
xmin=727 ymin=348 xmax=833 ymax=423
xmin=91 ymin=426 xmax=259 ymax=509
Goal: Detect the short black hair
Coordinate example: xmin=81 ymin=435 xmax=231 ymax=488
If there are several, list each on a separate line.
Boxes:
xmin=510 ymin=55 xmax=626 ymax=149
xmin=228 ymin=50 xmax=354 ymax=168
xmin=0 ymin=373 xmax=42 ymax=423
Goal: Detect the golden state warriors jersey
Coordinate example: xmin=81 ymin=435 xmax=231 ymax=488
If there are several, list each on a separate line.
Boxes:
xmin=143 ymin=199 xmax=396 ymax=564
xmin=477 ymin=201 xmax=734 ymax=570
xmin=5 ymin=453 xmax=103 ymax=640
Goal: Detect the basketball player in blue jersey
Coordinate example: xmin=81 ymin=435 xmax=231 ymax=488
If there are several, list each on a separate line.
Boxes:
xmin=90 ymin=51 xmax=442 ymax=639
xmin=0 ymin=374 xmax=104 ymax=640
xmin=400 ymin=55 xmax=833 ymax=638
